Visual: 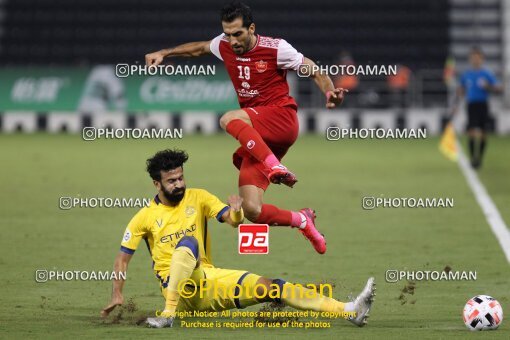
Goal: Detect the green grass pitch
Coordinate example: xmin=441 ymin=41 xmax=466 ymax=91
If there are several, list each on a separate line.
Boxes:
xmin=0 ymin=133 xmax=509 ymax=339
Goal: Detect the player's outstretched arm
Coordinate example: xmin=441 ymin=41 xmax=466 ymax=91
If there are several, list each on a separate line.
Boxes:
xmin=145 ymin=41 xmax=212 ymax=66
xmin=100 ymin=251 xmax=132 ymax=318
xmin=221 ymin=194 xmax=245 ymax=227
xmin=302 ymin=57 xmax=348 ymax=109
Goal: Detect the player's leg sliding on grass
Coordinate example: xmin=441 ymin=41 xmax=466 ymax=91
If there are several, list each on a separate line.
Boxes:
xmin=157 ymin=237 xmax=200 ymax=327
xmin=147 ymin=235 xmax=376 ymax=329
xmin=101 ymin=149 xmax=374 ymax=329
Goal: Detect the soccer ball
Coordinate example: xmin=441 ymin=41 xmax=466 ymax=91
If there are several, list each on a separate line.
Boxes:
xmin=463 ymin=295 xmax=503 ymax=331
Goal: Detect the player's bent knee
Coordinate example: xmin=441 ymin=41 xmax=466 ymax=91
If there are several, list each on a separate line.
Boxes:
xmin=219 ymin=113 xmax=230 ymax=130
xmin=220 ymin=111 xmax=239 ymax=130
xmin=242 ymin=200 xmax=262 ymax=221
xmin=220 ymin=110 xmax=251 ymax=130
xmin=175 ymin=236 xmax=199 ymax=260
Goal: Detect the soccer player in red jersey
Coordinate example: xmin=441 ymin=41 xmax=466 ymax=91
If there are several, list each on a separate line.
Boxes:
xmin=145 ymin=1 xmax=346 ymax=254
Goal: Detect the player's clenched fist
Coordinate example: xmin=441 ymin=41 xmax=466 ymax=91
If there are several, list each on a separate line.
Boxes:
xmin=145 ymin=51 xmax=165 ymax=67
xmin=326 ymin=88 xmax=348 ymax=109
xmin=227 ymin=195 xmax=244 ymax=225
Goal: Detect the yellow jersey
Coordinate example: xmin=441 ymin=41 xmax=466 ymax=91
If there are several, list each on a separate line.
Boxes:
xmin=120 ymin=188 xmax=229 ymax=271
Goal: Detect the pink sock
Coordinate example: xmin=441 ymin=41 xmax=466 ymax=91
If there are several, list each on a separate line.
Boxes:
xmin=264 ymin=154 xmax=280 ymax=169
xmin=290 ymin=211 xmax=303 ymax=228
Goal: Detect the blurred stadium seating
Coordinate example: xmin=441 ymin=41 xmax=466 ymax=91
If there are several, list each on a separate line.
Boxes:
xmin=0 ymin=0 xmax=449 ymax=67
xmin=0 ymin=0 xmax=508 ymax=134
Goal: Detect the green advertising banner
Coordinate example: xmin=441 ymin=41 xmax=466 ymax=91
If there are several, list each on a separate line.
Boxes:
xmin=0 ymin=67 xmax=89 ymax=111
xmin=0 ymin=66 xmax=238 ymax=111
xmin=123 ymin=71 xmax=238 ymax=111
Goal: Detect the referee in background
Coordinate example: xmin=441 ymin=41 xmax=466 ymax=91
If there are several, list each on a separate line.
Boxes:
xmin=455 ymin=47 xmax=502 ymax=169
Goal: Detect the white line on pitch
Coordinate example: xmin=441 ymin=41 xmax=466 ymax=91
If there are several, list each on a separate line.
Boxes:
xmin=457 ymin=144 xmax=510 ymax=263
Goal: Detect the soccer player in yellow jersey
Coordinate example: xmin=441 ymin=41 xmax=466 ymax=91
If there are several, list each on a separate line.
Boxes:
xmin=100 ymin=149 xmax=376 ymax=328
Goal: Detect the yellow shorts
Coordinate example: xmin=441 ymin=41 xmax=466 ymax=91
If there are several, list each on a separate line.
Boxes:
xmin=155 ymin=264 xmax=262 ymax=312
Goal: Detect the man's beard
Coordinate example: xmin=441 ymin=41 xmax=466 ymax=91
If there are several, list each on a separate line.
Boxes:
xmin=162 ymin=186 xmax=186 ymax=204
xmin=233 ymin=45 xmax=244 ymax=54
xmin=233 ymin=36 xmax=252 ymax=55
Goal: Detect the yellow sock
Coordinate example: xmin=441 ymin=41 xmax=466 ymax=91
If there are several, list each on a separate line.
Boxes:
xmin=160 ymin=246 xmax=196 ymax=318
xmin=279 ymin=283 xmax=346 ymax=313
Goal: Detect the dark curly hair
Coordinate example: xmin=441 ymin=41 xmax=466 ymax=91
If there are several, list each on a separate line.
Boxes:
xmin=221 ymin=1 xmax=253 ymax=28
xmin=146 ymin=149 xmax=189 ymax=181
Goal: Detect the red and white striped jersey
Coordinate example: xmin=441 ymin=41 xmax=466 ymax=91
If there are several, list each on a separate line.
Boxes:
xmin=210 ymin=34 xmax=304 ymax=109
